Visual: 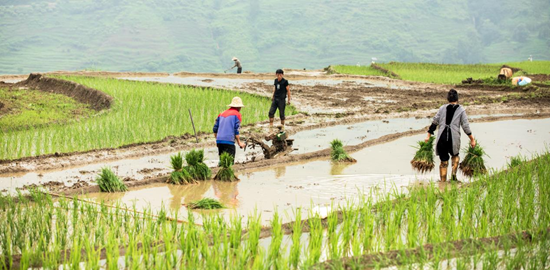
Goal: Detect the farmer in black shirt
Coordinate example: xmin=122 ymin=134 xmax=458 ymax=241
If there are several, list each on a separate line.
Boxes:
xmin=269 ymin=69 xmax=291 ymax=128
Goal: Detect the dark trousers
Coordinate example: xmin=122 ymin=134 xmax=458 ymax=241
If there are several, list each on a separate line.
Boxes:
xmin=268 ymin=99 xmax=286 ymax=120
xmin=237 ymin=67 xmax=242 ymax=74
xmin=437 ymin=127 xmax=457 ymax=162
xmin=217 ymin=143 xmax=236 ymax=161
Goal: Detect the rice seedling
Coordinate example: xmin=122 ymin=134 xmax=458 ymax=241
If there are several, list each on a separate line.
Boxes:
xmin=288 ymin=209 xmax=302 ymax=269
xmin=459 ymin=142 xmax=488 ymax=177
xmin=185 ymin=149 xmax=212 ymax=180
xmin=330 ymin=139 xmax=357 ymax=163
xmin=410 ymin=136 xmax=435 ymax=173
xmin=96 ymin=167 xmax=128 ymax=192
xmin=187 ymin=198 xmax=224 ymax=209
xmin=1 ymin=76 xmax=298 ymax=160
xmin=214 ymin=152 xmax=239 ymax=182
xmin=167 ymin=152 xmax=195 ymax=185
xmin=507 ymin=154 xmax=526 ymax=168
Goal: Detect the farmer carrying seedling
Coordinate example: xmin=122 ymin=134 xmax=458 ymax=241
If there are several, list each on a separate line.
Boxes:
xmin=213 ymin=97 xmax=246 ymax=163
xmin=269 ymin=69 xmax=291 ymax=128
xmin=425 ymin=89 xmax=475 ymax=182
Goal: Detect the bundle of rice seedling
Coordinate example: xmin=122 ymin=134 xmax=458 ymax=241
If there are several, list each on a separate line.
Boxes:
xmin=214 ymin=152 xmax=239 ymax=181
xmin=187 ymin=198 xmax=224 ymax=209
xmin=96 ymin=167 xmax=128 ymax=192
xmin=184 ymin=149 xmax=212 ymax=180
xmin=410 ymin=136 xmax=435 ymax=173
xmin=330 ymin=139 xmax=356 ymax=163
xmin=459 ymin=142 xmax=488 ymax=177
xmin=507 ymin=154 xmax=525 ymax=169
xmin=167 ymin=152 xmax=195 ymax=184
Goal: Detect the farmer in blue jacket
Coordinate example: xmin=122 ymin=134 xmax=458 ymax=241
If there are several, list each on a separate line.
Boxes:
xmin=213 ymin=97 xmax=246 ymax=163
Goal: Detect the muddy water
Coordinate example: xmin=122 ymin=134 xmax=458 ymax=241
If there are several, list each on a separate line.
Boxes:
xmin=123 ymin=76 xmax=405 ymax=90
xmin=0 ymin=117 xmax=428 ymax=192
xmin=82 ymin=118 xmax=550 ymax=225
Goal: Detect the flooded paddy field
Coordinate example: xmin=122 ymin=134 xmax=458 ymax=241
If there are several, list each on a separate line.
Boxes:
xmin=77 ymin=117 xmax=550 ymax=226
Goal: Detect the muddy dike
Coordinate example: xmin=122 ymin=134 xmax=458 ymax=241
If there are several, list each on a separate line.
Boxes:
xmin=13 ymin=73 xmax=113 ymax=111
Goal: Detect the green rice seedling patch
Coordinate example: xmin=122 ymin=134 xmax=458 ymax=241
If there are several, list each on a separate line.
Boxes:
xmin=167 ymin=152 xmax=195 ymax=184
xmin=187 ymin=198 xmax=224 ymax=209
xmin=0 ymin=76 xmax=297 ymax=160
xmin=334 ymin=61 xmax=550 ymax=84
xmin=410 ymin=136 xmax=435 ymax=173
xmin=331 ymin=65 xmax=388 ymax=77
xmin=184 ymin=149 xmax=211 ymax=181
xmin=96 ymin=167 xmax=128 ymax=192
xmin=460 ymin=142 xmax=488 ymax=177
xmin=330 ymin=139 xmax=356 ymax=163
xmin=214 ymin=152 xmax=239 ymax=181
xmin=0 ymin=87 xmax=95 ymax=132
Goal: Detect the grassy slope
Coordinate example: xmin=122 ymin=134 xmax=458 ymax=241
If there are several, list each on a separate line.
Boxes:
xmin=0 ymin=76 xmax=297 ymax=160
xmin=0 ymin=0 xmax=548 ymax=74
xmin=0 ymin=87 xmax=95 ymax=132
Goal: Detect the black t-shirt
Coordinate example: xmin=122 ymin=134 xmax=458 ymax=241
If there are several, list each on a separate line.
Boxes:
xmin=273 ymin=78 xmax=289 ymax=99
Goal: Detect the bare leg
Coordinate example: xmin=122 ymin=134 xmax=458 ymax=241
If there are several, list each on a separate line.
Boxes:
xmin=269 ymin=118 xmax=274 ymax=127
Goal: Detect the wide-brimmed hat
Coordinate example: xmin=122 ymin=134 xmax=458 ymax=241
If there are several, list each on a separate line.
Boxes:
xmin=228 ymin=96 xmax=244 ymax=107
xmin=232 ymin=57 xmax=238 ymax=61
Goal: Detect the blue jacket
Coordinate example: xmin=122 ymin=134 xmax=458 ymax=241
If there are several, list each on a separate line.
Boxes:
xmin=213 ymin=108 xmax=242 ymax=145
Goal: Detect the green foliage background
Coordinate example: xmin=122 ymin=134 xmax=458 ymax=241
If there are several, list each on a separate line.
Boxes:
xmin=0 ymin=0 xmax=548 ymax=74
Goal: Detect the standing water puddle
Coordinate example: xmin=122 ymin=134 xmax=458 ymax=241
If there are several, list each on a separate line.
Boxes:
xmin=81 ymin=118 xmax=550 ymax=225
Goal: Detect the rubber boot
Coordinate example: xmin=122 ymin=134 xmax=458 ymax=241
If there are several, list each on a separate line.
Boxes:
xmin=439 ymin=161 xmax=448 ymax=182
xmin=451 ymin=156 xmax=460 ymax=181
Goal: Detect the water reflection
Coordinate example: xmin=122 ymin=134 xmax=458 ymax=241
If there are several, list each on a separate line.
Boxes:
xmin=274 ymin=166 xmax=287 ymax=179
xmin=212 ymin=181 xmax=240 ymax=207
xmin=167 ymin=181 xmax=212 ymax=208
xmin=330 ymin=162 xmax=353 ymax=175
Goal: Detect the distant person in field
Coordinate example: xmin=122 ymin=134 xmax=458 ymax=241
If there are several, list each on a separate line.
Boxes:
xmin=498 ymin=65 xmax=513 ymax=81
xmin=269 ymin=69 xmax=291 ymax=128
xmin=213 ymin=97 xmax=245 ymax=163
xmin=425 ymin=89 xmax=475 ymax=182
xmin=231 ymin=57 xmax=242 ymax=74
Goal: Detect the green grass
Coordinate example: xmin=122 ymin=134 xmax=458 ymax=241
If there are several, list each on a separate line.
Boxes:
xmin=331 ymin=65 xmax=388 ymax=77
xmin=0 ymin=87 xmax=95 ymax=132
xmin=334 ymin=61 xmax=550 ymax=84
xmin=0 ymin=76 xmax=297 ymax=160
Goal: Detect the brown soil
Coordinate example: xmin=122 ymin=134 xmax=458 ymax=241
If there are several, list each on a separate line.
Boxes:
xmin=12 ymin=74 xmax=113 ymax=111
xmin=2 ymin=70 xmax=550 ymax=176
xmin=529 ymin=74 xmax=550 ymax=82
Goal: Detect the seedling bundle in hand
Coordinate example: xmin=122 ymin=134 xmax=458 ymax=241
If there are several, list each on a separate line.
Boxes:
xmin=187 ymin=198 xmax=224 ymax=209
xmin=214 ymin=152 xmax=239 ymax=182
xmin=168 ymin=152 xmax=196 ymax=185
xmin=410 ymin=136 xmax=435 ymax=173
xmin=185 ymin=149 xmax=212 ymax=180
xmin=96 ymin=167 xmax=128 ymax=192
xmin=330 ymin=139 xmax=356 ymax=163
xmin=460 ymin=142 xmax=488 ymax=177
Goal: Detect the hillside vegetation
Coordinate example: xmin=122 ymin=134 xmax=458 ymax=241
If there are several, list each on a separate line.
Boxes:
xmin=0 ymin=0 xmax=549 ymax=74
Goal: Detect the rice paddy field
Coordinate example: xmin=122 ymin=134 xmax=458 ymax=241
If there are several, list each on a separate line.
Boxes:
xmin=1 ymin=63 xmax=550 ymax=269
xmin=1 ymin=151 xmax=549 ymax=269
xmin=333 ymin=61 xmax=550 ymax=84
xmin=0 ymin=76 xmax=297 ymax=160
